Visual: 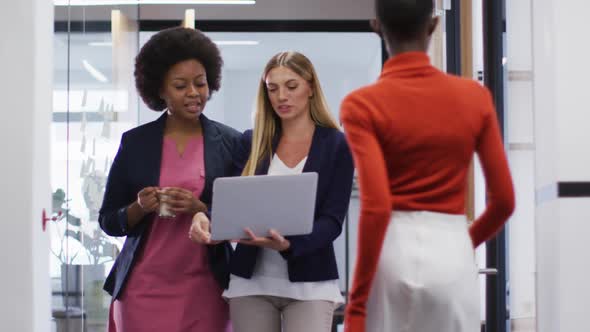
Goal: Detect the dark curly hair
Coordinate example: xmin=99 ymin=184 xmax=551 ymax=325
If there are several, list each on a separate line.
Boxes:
xmin=376 ymin=0 xmax=434 ymax=42
xmin=135 ymin=27 xmax=223 ymax=111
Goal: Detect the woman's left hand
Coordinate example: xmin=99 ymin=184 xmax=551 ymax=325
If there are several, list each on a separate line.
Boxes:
xmin=239 ymin=228 xmax=291 ymax=252
xmin=189 ymin=212 xmax=222 ymax=245
xmin=161 ymin=187 xmax=207 ymax=215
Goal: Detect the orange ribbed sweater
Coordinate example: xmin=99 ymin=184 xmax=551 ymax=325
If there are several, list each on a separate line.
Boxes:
xmin=340 ymin=52 xmax=515 ymax=332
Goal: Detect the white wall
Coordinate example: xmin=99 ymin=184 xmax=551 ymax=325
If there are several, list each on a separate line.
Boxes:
xmin=55 ymin=0 xmax=375 ymax=21
xmin=531 ymin=0 xmax=558 ymax=189
xmin=531 ymin=1 xmax=590 ymax=331
xmin=558 ymin=199 xmax=590 ymax=331
xmin=505 ymin=0 xmax=537 ymax=324
xmin=505 ymin=1 xmax=590 ymax=330
xmin=0 ymin=0 xmax=53 ymax=331
xmin=552 ymin=3 xmax=590 ymax=181
xmin=534 ymin=199 xmax=559 ymax=332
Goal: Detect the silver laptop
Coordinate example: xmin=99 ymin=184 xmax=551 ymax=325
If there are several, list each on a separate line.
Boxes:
xmin=210 ymin=172 xmax=318 ymax=241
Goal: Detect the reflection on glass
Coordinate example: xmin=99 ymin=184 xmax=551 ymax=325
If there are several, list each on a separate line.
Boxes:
xmin=53 ymin=20 xmax=382 ymax=330
xmin=139 ymin=31 xmax=383 ymax=296
xmin=51 ymin=5 xmax=139 ymax=331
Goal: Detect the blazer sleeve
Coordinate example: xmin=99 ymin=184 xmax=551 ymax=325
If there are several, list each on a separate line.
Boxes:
xmin=98 ymin=133 xmax=134 ymax=237
xmin=205 ymin=130 xmax=250 ymax=219
xmin=281 ymin=135 xmax=354 ymax=259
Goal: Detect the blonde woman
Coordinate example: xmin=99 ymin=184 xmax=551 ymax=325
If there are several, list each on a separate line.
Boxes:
xmin=189 ymin=51 xmax=354 ymax=332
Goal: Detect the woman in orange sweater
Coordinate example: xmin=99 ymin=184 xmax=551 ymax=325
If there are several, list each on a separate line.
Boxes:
xmin=340 ymin=1 xmax=515 ymax=331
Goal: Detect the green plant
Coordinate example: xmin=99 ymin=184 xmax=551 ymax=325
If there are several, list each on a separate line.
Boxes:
xmin=51 ymin=188 xmax=119 ymax=265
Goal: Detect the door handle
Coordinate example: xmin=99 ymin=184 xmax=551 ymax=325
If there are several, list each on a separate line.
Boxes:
xmin=42 ymin=209 xmax=50 ymax=231
xmin=41 ymin=209 xmax=61 ymax=231
xmin=478 ymin=268 xmax=498 ymax=275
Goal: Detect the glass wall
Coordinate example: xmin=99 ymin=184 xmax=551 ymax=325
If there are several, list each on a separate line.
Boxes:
xmin=52 ymin=8 xmax=381 ymax=329
xmin=51 ymin=3 xmax=454 ymax=332
xmin=138 ymin=31 xmax=382 ymax=295
xmin=51 ymin=5 xmax=139 ymax=332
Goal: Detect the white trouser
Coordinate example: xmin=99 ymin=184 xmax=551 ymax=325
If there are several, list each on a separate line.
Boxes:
xmin=366 ymin=211 xmax=480 ymax=332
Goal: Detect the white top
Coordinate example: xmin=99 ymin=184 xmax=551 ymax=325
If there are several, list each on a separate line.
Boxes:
xmin=223 ymin=154 xmax=344 ymax=304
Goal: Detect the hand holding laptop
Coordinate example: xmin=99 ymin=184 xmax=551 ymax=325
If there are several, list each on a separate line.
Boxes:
xmin=209 ymin=173 xmax=318 ymax=241
xmin=188 ymin=212 xmax=221 ymax=245
xmin=239 ymin=228 xmax=291 ymax=251
xmin=189 ymin=212 xmax=291 ymax=251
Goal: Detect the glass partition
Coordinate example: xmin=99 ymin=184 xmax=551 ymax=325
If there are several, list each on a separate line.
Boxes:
xmin=139 ymin=31 xmax=382 ymax=296
xmin=51 ymin=3 xmax=453 ymax=332
xmin=51 ymin=4 xmax=139 ymax=331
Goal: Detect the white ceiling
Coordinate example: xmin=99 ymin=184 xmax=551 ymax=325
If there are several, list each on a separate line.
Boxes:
xmin=54 ymin=0 xmax=375 ymax=21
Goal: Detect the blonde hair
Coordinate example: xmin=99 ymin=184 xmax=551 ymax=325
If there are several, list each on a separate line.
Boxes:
xmin=242 ymin=51 xmax=339 ymax=176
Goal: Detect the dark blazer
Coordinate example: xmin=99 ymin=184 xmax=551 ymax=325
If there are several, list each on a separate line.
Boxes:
xmin=230 ymin=125 xmax=354 ymax=282
xmin=99 ymin=113 xmax=240 ymax=300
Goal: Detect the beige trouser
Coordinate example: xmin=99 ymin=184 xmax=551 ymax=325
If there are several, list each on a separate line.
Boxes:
xmin=229 ymin=295 xmax=335 ymax=332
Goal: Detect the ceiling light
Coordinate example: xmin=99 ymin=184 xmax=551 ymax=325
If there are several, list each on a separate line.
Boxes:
xmin=88 ymin=42 xmax=113 ymax=47
xmin=214 ymin=40 xmax=259 ymax=46
xmin=88 ymin=40 xmax=258 ymax=47
xmin=82 ymin=59 xmax=109 ymax=83
xmin=54 ymin=0 xmax=255 ymax=6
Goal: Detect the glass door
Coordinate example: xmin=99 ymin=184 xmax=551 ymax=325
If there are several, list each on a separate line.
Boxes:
xmin=51 ymin=3 xmax=139 ymax=331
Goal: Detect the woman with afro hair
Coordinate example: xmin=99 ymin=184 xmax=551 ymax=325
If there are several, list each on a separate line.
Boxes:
xmin=99 ymin=26 xmax=239 ymax=331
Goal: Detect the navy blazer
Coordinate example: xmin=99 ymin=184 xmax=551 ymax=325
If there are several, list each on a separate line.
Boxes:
xmin=230 ymin=125 xmax=354 ymax=282
xmin=99 ymin=113 xmax=240 ymax=299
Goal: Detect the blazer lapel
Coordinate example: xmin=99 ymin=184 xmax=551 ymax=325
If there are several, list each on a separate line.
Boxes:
xmin=201 ymin=114 xmax=224 ymax=204
xmin=144 ymin=113 xmax=167 ymax=187
xmin=254 ymin=131 xmax=281 ymax=176
xmin=302 ymin=125 xmax=325 ymax=173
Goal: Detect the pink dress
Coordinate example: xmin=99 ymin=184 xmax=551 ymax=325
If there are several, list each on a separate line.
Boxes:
xmin=108 ymin=136 xmax=231 ymax=332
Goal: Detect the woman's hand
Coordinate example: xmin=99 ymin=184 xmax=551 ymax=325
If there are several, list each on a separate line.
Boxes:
xmin=160 ymin=187 xmax=207 ymax=215
xmin=137 ymin=187 xmax=159 ymax=213
xmin=189 ymin=212 xmax=220 ymax=245
xmin=239 ymin=228 xmax=291 ymax=252
xmin=126 ymin=187 xmax=160 ymax=230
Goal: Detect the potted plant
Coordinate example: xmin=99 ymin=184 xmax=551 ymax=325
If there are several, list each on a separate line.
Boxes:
xmin=50 ymin=188 xmax=119 ymax=322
